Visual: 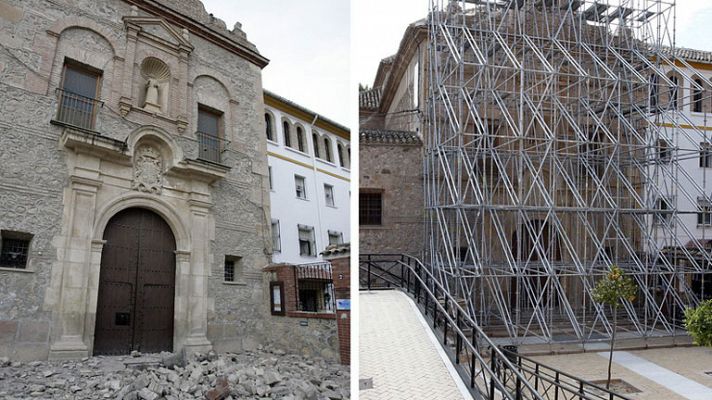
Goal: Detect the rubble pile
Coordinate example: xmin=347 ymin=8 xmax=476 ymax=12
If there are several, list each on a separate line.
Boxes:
xmin=0 ymin=348 xmax=350 ymax=400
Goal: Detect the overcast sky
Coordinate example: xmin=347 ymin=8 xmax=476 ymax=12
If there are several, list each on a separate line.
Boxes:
xmin=354 ymin=0 xmax=712 ymax=87
xmin=201 ymin=0 xmax=350 ymax=126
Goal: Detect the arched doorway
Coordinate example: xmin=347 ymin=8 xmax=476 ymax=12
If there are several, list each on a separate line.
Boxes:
xmin=94 ymin=208 xmax=176 ymax=355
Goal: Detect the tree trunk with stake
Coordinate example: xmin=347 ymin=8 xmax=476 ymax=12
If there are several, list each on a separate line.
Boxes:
xmin=607 ymin=306 xmax=617 ymax=390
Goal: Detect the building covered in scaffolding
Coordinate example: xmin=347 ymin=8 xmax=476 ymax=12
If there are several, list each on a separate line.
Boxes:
xmin=361 ymin=0 xmax=712 ymax=347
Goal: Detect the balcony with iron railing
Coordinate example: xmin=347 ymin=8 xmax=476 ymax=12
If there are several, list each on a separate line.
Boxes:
xmin=52 ymin=88 xmax=104 ymax=131
xmin=196 ymin=131 xmax=230 ymax=164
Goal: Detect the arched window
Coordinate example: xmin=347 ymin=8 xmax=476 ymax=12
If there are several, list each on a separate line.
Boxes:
xmin=323 ymin=137 xmax=333 ymax=162
xmin=312 ymin=132 xmax=320 ymax=159
xmin=694 ymin=78 xmax=704 ymax=113
xmin=283 ymin=121 xmax=291 ymax=147
xmin=337 ymin=143 xmax=345 ymax=167
xmin=265 ymin=113 xmax=274 ymax=141
xmin=669 ymin=76 xmax=678 ymax=109
xmin=296 ymin=126 xmax=305 ymax=152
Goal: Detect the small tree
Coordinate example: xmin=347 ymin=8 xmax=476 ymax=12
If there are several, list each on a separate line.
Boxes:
xmin=685 ymin=299 xmax=712 ymax=347
xmin=592 ymin=265 xmax=637 ymax=390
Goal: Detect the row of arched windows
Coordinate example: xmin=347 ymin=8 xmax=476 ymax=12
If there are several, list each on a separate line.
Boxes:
xmin=649 ymin=73 xmax=710 ymax=114
xmin=265 ymin=112 xmax=350 ymax=168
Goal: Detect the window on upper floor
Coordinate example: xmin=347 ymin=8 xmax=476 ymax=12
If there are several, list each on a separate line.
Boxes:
xmin=328 ymin=230 xmax=343 ymax=246
xmin=57 ymin=60 xmax=102 ymax=130
xmin=312 ymin=132 xmax=321 ymax=159
xmin=699 ymin=202 xmax=712 ymax=226
xmin=0 ymin=231 xmax=32 ymax=270
xmin=655 ymin=197 xmax=671 ymax=225
xmin=669 ymin=76 xmax=679 ymax=110
xmin=701 ymin=143 xmax=712 ymax=168
xmin=649 ymin=74 xmax=658 ymax=112
xmin=323 ymin=137 xmax=333 ymax=163
xmin=295 ymin=175 xmax=307 ymax=199
xmin=283 ymin=121 xmax=292 ymax=147
xmin=296 ymin=126 xmax=306 ymax=153
xmin=360 ymin=191 xmax=383 ymax=225
xmin=265 ymin=113 xmax=274 ymax=141
xmin=337 ymin=143 xmax=345 ymax=167
xmin=197 ymin=105 xmax=224 ymax=163
xmin=324 ymin=184 xmax=335 ymax=207
xmin=694 ymin=79 xmax=704 ymax=113
xmin=657 ymin=139 xmax=670 ymax=163
xmin=272 ymin=219 xmax=281 ymax=253
xmin=298 ymin=225 xmax=316 ymax=257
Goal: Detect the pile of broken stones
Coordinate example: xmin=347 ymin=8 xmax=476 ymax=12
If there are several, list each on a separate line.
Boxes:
xmin=0 ymin=347 xmax=349 ymax=400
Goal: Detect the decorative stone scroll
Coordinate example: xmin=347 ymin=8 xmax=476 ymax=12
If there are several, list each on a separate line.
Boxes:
xmin=132 ymin=145 xmax=163 ymax=194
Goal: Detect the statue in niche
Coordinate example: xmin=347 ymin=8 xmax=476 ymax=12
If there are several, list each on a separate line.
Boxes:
xmin=145 ymin=78 xmax=160 ymax=107
xmin=132 ymin=145 xmax=163 ymax=194
xmin=140 ymin=57 xmax=171 ymax=114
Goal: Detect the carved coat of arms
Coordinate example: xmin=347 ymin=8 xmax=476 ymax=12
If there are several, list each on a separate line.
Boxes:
xmin=132 ymin=145 xmax=163 ymax=194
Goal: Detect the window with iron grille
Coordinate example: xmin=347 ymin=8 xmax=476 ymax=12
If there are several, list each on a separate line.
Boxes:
xmin=701 ymin=143 xmax=712 ymax=168
xmin=224 ymin=259 xmax=235 ymax=282
xmin=0 ymin=231 xmax=32 ymax=269
xmin=197 ymin=105 xmax=223 ymax=163
xmin=298 ymin=225 xmax=316 ymax=257
xmin=324 ymin=184 xmax=335 ymax=207
xmin=56 ymin=60 xmax=101 ymax=130
xmin=295 ymin=175 xmax=307 ymax=199
xmin=699 ymin=203 xmax=712 ymax=226
xmin=658 ymin=139 xmax=671 ymax=163
xmin=360 ymin=191 xmax=383 ymax=225
xmin=272 ymin=219 xmax=281 ymax=252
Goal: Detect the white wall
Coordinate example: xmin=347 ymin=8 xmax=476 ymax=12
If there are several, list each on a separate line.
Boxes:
xmin=265 ymin=104 xmax=351 ymax=264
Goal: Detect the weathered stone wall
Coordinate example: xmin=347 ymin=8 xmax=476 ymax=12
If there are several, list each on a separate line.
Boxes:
xmin=359 ymin=142 xmax=424 ymax=256
xmin=0 ymin=0 xmax=277 ymax=360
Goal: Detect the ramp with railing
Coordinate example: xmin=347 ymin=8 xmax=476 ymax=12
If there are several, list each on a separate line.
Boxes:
xmin=360 ymin=254 xmax=632 ymax=400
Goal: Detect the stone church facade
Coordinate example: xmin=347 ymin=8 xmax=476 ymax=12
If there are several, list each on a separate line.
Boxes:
xmin=0 ymin=0 xmax=275 ymax=361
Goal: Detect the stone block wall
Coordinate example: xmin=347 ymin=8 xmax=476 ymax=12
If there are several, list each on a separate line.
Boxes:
xmin=360 ymin=141 xmax=424 ymax=256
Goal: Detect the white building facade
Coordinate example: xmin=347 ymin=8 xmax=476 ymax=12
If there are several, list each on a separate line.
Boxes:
xmin=264 ymin=91 xmax=351 ymax=265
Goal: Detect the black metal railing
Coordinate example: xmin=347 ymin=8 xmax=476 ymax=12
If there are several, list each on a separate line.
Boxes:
xmin=54 ymin=88 xmax=103 ymax=130
xmin=196 ymin=131 xmax=229 ymax=164
xmin=294 ymin=262 xmax=335 ymax=313
xmin=360 ymin=254 xmax=632 ymax=400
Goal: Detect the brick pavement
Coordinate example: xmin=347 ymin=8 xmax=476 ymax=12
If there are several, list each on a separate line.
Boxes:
xmin=359 ymin=290 xmax=471 ymax=400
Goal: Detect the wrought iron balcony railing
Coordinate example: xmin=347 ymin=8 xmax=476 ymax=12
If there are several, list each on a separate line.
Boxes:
xmin=54 ymin=88 xmax=103 ymax=131
xmin=196 ymin=131 xmax=229 ymax=164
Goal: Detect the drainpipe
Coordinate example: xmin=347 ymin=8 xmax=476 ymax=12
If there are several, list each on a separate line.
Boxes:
xmin=309 ymin=114 xmax=326 ymax=261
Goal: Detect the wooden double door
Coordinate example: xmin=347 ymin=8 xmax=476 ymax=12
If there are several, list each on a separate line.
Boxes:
xmin=93 ymin=208 xmax=176 ymax=355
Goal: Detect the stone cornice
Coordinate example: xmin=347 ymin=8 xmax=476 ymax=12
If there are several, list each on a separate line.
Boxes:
xmin=378 ymin=23 xmax=428 ymax=114
xmin=121 ymin=0 xmax=269 ymax=69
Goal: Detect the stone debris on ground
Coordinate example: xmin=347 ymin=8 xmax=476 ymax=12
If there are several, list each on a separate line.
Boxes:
xmin=0 ymin=347 xmax=349 ymax=400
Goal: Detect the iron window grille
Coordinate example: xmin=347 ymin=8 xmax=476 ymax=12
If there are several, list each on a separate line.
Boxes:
xmin=359 ymin=191 xmax=383 ymax=225
xmin=197 ymin=105 xmax=227 ymax=164
xmin=700 ymin=143 xmax=712 ymax=168
xmin=0 ymin=231 xmax=32 ymax=269
xmin=294 ymin=262 xmax=335 ymax=313
xmin=224 ymin=260 xmax=235 ymax=282
xmin=328 ymin=230 xmax=343 ymax=246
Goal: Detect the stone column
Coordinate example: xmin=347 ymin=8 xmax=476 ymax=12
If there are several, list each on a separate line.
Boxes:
xmin=182 ymin=200 xmax=212 ymax=354
xmin=48 ymin=176 xmax=102 ymax=360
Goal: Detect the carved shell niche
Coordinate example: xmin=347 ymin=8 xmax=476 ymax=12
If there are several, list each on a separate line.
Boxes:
xmin=140 ymin=57 xmax=171 ymax=113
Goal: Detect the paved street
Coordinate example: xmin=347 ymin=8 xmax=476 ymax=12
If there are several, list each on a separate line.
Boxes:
xmin=359 ymin=290 xmax=472 ymax=400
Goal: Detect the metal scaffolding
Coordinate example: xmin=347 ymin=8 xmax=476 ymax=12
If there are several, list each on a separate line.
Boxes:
xmin=426 ymin=0 xmax=712 ymax=344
